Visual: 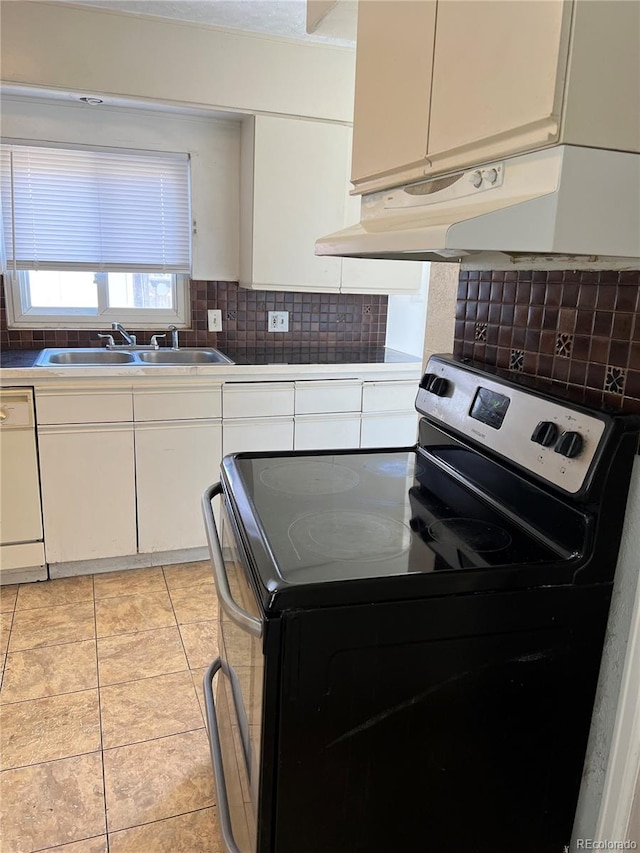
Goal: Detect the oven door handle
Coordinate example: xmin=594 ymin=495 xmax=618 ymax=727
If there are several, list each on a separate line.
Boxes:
xmin=202 ymin=482 xmax=263 ymax=639
xmin=204 ymin=657 xmax=243 ymax=853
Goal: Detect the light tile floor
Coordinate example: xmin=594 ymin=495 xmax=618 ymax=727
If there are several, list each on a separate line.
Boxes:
xmin=0 ymin=563 xmax=222 ymax=853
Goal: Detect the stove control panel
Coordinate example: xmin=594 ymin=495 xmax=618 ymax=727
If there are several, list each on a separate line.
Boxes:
xmin=416 ymin=357 xmax=607 ymax=494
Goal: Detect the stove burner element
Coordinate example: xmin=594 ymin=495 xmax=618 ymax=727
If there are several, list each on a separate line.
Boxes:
xmin=260 ymin=461 xmax=360 ymax=495
xmin=428 ymin=518 xmax=513 ymax=553
xmin=289 ymin=511 xmax=412 ymax=562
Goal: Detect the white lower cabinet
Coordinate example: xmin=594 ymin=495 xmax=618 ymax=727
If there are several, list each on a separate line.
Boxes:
xmin=39 ymin=423 xmax=137 ymax=564
xmin=135 ymin=420 xmax=222 ymax=553
xmin=34 ymin=374 xmax=420 ymax=570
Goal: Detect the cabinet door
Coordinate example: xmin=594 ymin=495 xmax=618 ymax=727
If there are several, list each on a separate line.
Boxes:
xmin=428 ymin=0 xmax=570 ymax=168
xmin=39 ymin=424 xmax=136 ymax=564
xmin=136 ymin=420 xmax=222 ymax=554
xmin=223 ymin=417 xmax=294 ymax=457
xmin=351 ymin=0 xmax=437 ymax=187
xmin=294 ymin=413 xmax=361 ymax=451
xmin=244 ymin=115 xmax=347 ymax=291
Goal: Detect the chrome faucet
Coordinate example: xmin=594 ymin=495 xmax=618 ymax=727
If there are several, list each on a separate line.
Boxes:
xmin=112 ymin=322 xmax=137 ymax=347
xmin=168 ymin=325 xmax=179 ymax=349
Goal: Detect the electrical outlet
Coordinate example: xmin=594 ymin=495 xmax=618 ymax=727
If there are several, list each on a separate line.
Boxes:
xmin=208 ymin=309 xmax=222 ymax=332
xmin=268 ymin=311 xmax=289 ymax=333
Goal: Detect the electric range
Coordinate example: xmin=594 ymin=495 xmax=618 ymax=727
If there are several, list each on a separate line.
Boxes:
xmin=202 ymin=354 xmax=640 ymax=853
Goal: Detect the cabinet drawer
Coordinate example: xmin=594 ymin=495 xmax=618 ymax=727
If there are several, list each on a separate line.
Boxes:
xmin=294 ymin=413 xmax=361 ymax=451
xmin=133 ymin=385 xmax=222 ymax=422
xmin=223 ymin=417 xmax=294 ymax=457
xmin=362 ymin=381 xmax=418 ymax=413
xmin=360 ymin=412 xmax=418 ymax=449
xmin=36 ymin=390 xmax=132 ymax=425
xmin=295 ymin=380 xmax=361 ymax=415
xmin=223 ymin=383 xmax=295 ymax=419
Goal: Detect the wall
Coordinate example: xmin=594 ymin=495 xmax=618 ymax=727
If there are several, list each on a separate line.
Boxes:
xmin=0 ymin=1 xmax=355 ymax=122
xmin=384 ymin=266 xmax=430 ymax=358
xmin=422 ymin=264 xmax=459 ymax=366
xmin=454 ymin=269 xmax=640 ymax=413
xmin=0 ymin=278 xmax=387 ymax=353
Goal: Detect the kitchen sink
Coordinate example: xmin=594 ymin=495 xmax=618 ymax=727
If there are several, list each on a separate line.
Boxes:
xmin=34 ymin=348 xmax=234 ymax=367
xmin=137 ymin=348 xmax=233 ymax=364
xmin=36 ymin=349 xmax=137 ymax=365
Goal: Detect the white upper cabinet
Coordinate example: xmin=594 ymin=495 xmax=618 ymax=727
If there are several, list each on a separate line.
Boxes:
xmin=241 ymin=114 xmax=346 ymax=292
xmin=240 ymin=115 xmax=423 ymax=294
xmin=351 ymin=0 xmax=640 ymax=194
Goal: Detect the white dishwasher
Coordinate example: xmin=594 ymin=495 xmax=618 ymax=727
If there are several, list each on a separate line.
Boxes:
xmin=0 ymin=388 xmax=47 ymax=584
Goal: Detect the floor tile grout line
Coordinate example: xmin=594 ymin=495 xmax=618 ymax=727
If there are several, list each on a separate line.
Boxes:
xmin=14 ymin=591 xmax=95 ymax=612
xmin=102 ymin=722 xmax=206 ymax=753
xmin=1 ymin=607 xmax=15 ymax=658
xmin=7 ymin=632 xmax=97 ymax=655
xmin=101 ymin=722 xmax=207 ymax=755
xmin=160 ymin=575 xmax=205 ymax=716
xmin=33 ymin=830 xmax=107 ymax=853
xmin=0 ymin=682 xmax=99 ymax=708
xmin=1 ymin=744 xmax=103 ymax=775
xmin=106 ymin=804 xmax=217 ymax=840
xmin=91 ymin=574 xmax=111 ymax=853
xmin=98 ymin=664 xmax=192 ymax=690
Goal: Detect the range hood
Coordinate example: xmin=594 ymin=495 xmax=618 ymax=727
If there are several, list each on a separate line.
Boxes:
xmin=315 ymin=146 xmax=640 ymax=270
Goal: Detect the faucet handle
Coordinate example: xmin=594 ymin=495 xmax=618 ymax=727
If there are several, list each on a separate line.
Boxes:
xmin=150 ymin=334 xmax=166 ymax=349
xmin=97 ymin=333 xmax=116 ymax=348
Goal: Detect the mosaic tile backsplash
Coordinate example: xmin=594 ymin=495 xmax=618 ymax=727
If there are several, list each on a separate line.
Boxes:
xmin=454 ymin=270 xmax=640 ymax=414
xmin=0 ymin=279 xmax=388 ymax=352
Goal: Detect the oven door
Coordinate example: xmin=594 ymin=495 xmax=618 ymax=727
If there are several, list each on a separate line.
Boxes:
xmin=203 ymin=483 xmax=265 ymax=853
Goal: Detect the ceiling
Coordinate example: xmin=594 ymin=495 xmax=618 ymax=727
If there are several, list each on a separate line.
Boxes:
xmin=64 ymin=0 xmax=357 ymax=45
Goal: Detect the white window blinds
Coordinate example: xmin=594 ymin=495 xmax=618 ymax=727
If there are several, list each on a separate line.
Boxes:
xmin=0 ymin=144 xmax=191 ymax=273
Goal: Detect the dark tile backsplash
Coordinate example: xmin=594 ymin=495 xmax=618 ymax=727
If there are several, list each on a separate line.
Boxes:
xmin=454 ymin=269 xmax=640 ymax=414
xmin=0 ymin=279 xmax=388 ymax=352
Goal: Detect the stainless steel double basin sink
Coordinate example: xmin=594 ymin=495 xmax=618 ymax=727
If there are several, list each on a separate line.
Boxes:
xmin=35 ymin=348 xmax=234 ymax=366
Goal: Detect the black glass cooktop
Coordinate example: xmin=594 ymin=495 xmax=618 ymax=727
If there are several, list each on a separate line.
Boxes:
xmin=223 ymin=450 xmax=566 ymax=594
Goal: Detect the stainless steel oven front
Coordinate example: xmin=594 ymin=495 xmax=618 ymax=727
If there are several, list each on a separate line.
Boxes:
xmin=203 ymin=484 xmax=264 ymax=853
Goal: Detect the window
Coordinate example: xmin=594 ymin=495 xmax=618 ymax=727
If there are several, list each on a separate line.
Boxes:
xmin=1 ymin=143 xmax=191 ymax=328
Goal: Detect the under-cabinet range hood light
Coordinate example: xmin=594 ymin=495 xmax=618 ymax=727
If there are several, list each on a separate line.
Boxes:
xmin=315 ymin=146 xmax=640 ymax=270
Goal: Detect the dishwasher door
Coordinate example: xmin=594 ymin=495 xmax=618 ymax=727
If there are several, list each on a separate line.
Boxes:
xmin=0 ymin=388 xmax=46 ymax=583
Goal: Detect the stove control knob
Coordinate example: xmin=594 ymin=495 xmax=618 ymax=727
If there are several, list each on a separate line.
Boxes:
xmin=555 ymin=430 xmax=584 ymax=459
xmin=428 ymin=376 xmax=450 ymax=397
xmin=469 ymin=170 xmax=483 ymax=189
xmin=531 ymin=420 xmax=559 ymax=447
xmin=419 ymin=372 xmax=435 ymax=390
